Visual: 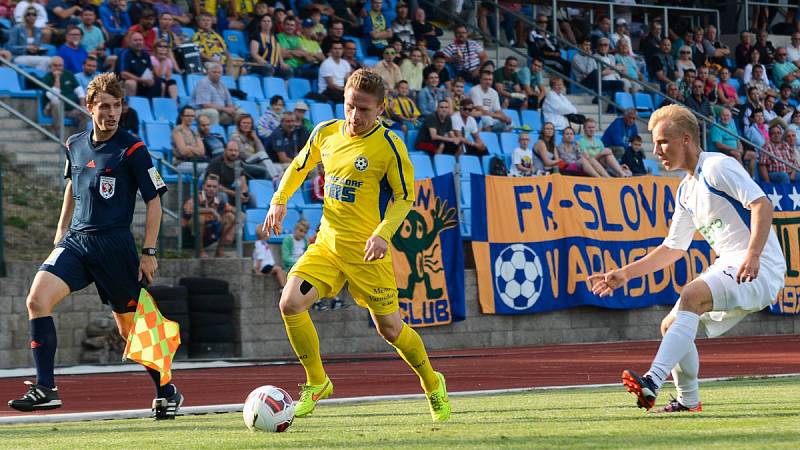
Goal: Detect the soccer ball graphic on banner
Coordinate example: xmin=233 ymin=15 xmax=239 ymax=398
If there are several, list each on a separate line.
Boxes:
xmin=243 ymin=385 xmax=295 ymax=432
xmin=493 ymin=244 xmax=544 ymax=310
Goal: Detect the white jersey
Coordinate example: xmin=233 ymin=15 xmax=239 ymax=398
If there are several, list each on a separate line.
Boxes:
xmin=664 ymin=152 xmax=785 ymax=273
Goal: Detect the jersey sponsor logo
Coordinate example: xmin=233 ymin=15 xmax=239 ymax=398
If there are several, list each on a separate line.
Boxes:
xmin=354 ymin=155 xmax=369 ymax=172
xmin=324 ymin=175 xmax=363 ymax=203
xmin=100 ymin=176 xmax=116 ymax=199
xmin=43 ymin=247 xmax=64 ymax=266
xmin=86 ymin=160 xmax=96 ymax=168
xmin=698 ymin=218 xmax=723 ymax=246
xmin=148 ymin=167 xmax=166 ymax=190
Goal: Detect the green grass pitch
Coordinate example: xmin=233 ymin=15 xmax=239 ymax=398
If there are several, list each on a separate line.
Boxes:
xmin=2 ymin=376 xmax=798 ymax=449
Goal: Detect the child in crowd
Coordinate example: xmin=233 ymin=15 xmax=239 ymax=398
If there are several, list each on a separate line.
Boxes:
xmin=621 ymin=135 xmax=648 ymax=176
xmin=282 ymin=219 xmax=309 ymax=270
xmin=253 ymin=225 xmax=287 ymax=288
xmin=510 ymin=132 xmax=538 ymax=177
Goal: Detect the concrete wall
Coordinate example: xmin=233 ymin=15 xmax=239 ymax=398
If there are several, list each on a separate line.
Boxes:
xmin=1 ymin=259 xmax=799 ymax=369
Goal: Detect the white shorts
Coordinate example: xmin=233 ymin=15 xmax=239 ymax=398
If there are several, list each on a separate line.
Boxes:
xmin=682 ymin=258 xmax=785 ymax=337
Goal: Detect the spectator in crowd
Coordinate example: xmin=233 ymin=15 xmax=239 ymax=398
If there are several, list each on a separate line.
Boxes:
xmin=602 ymin=108 xmax=639 ymax=159
xmin=711 ymin=107 xmax=754 ymax=174
xmin=75 ymin=55 xmax=99 ymax=95
xmin=518 ymin=58 xmax=547 ymax=110
xmin=386 ymin=80 xmax=421 ymax=134
xmin=296 ymin=18 xmax=325 ymax=78
xmin=412 ymin=7 xmax=441 ymax=51
xmin=118 ymin=31 xmax=161 ymax=98
xmin=8 ymin=6 xmax=51 ymax=72
xmin=614 ymin=39 xmax=645 ymax=94
xmin=206 ymin=139 xmax=254 ymax=208
xmin=676 ymin=68 xmax=696 ymax=100
xmin=559 ymin=126 xmax=603 ymax=177
xmin=734 ymin=31 xmax=753 ymax=78
xmin=320 ymin=20 xmax=345 ymax=56
xmin=639 ymin=21 xmax=662 ymax=63
xmin=249 ymin=14 xmax=291 ymax=78
xmin=753 ymin=30 xmax=776 ymax=70
xmin=293 ymin=101 xmax=313 ymax=132
xmin=448 ymin=77 xmax=466 ymax=112
xmin=13 ymin=0 xmax=50 ymax=43
xmin=149 ymin=38 xmax=177 ymax=96
xmin=253 ymin=225 xmax=287 ymax=286
xmin=193 ymin=11 xmax=230 ymax=65
xmin=612 ymin=18 xmax=633 ymax=53
xmin=450 ymin=98 xmax=486 ymax=156
xmin=400 ymin=47 xmax=425 ymax=93
xmin=543 ymin=77 xmax=582 ymax=131
xmin=571 ymin=38 xmax=624 ymax=99
xmin=527 ymin=14 xmax=570 ymax=75
xmin=788 ymin=122 xmax=800 ymax=162
xmin=743 ymin=86 xmax=765 ymax=127
xmin=155 ymin=11 xmax=183 ymax=48
xmin=282 ymin=219 xmax=310 ymax=270
xmin=745 ymin=108 xmax=769 ymax=149
xmin=690 ymin=26 xmax=710 ymax=69
xmin=78 ymin=8 xmax=106 ymax=62
xmin=418 ymin=71 xmax=448 ymax=116
xmin=48 ymin=0 xmax=81 ymax=29
xmin=775 ymin=83 xmax=797 ymax=121
xmin=118 ymin=99 xmax=140 ymax=137
xmin=578 ymin=118 xmax=631 ymax=177
xmin=443 ymin=24 xmax=488 ymax=84
xmin=172 ymin=106 xmax=208 ymax=173
xmin=198 ymin=113 xmax=226 ymax=159
xmin=671 ymin=27 xmax=693 ymax=60
xmin=660 ymin=82 xmax=682 ymax=107
xmin=257 ymin=95 xmax=285 ymax=140
xmin=317 ymin=41 xmax=351 ymax=102
xmin=788 ymin=32 xmax=800 ymax=63
xmin=265 ymin=111 xmax=310 ymax=169
xmin=621 ymin=135 xmax=647 ymax=176
xmin=41 ymin=55 xmax=86 ymax=131
xmin=590 ymin=15 xmax=615 ymax=52
xmin=423 ymin=52 xmax=451 ymax=90
xmin=182 ymin=174 xmax=237 ymax=258
xmin=57 ymin=26 xmax=88 ymax=74
xmin=649 ymin=38 xmax=678 ymax=90
xmin=470 ymin=70 xmax=511 ymax=132
xmin=127 ymin=7 xmax=158 ymax=53
xmin=675 ymin=45 xmax=696 ymax=79
xmin=392 ymin=2 xmax=414 ymax=51
xmin=703 ymin=24 xmax=731 ymax=69
xmin=415 ymin=99 xmax=461 ymax=155
xmin=278 ymin=17 xmax=323 ymax=79
xmin=759 ymin=124 xmax=798 ymax=184
xmin=744 ymin=48 xmax=770 ymax=87
xmin=493 ymin=56 xmax=527 ymax=110
xmin=685 ymin=79 xmax=713 ymax=121
xmin=509 ymin=132 xmax=536 ymax=177
xmin=342 ymin=39 xmax=364 ymax=71
xmin=192 ymin=62 xmax=241 ymax=126
xmin=374 ymin=46 xmax=403 ymax=95
xmin=716 ymin=68 xmax=741 ymax=114
xmin=231 ymin=112 xmax=281 ymax=180
xmin=594 ymin=37 xmax=626 ymax=95
xmin=534 ymin=122 xmax=562 ymax=174
xmin=763 ymin=94 xmax=786 ymax=128
xmin=772 ymin=47 xmax=800 ymax=92
xmin=99 ymin=0 xmax=131 ymax=48
xmin=364 ymin=0 xmax=393 ymax=57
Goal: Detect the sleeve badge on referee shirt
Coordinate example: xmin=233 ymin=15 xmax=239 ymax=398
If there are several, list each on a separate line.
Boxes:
xmin=354 ymin=156 xmax=369 ymax=172
xmin=99 ymin=176 xmax=116 ymax=199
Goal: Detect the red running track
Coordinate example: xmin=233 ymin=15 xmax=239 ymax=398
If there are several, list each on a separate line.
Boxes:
xmin=1 ymin=335 xmax=798 ymax=417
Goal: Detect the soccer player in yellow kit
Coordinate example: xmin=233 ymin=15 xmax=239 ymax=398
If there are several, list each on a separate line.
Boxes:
xmin=263 ymin=69 xmax=451 ymax=422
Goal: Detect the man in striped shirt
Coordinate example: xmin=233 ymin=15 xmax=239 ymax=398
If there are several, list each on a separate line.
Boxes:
xmin=442 ymin=25 xmax=487 ymax=84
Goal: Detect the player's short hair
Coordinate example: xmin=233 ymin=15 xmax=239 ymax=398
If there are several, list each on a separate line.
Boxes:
xmin=345 ymin=68 xmax=385 ymax=103
xmin=86 ymin=72 xmax=124 ymax=105
xmin=648 ymin=104 xmax=700 ymax=145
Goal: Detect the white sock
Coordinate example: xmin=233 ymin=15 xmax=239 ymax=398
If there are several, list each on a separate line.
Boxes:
xmin=671 ymin=342 xmax=700 ymax=408
xmin=646 ymin=310 xmax=700 ymax=389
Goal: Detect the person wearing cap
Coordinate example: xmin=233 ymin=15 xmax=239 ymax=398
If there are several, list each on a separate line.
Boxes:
xmin=317 ymin=41 xmax=351 ymax=103
xmin=292 ymin=101 xmax=313 ymax=133
xmin=364 ymin=0 xmax=393 ymax=57
xmin=278 ymin=17 xmax=323 ymax=78
xmin=374 ymin=46 xmax=403 ymax=95
xmin=613 ymin=18 xmax=634 ymax=57
xmin=590 ymin=15 xmax=615 ymax=52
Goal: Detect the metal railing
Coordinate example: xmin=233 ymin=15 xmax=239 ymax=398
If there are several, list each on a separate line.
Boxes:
xmin=743 ymin=1 xmax=794 ymax=35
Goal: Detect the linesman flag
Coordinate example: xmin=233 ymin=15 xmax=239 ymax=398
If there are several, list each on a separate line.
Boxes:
xmin=123 ymin=289 xmax=181 ymax=385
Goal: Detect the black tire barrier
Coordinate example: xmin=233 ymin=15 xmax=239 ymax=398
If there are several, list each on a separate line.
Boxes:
xmin=190 ymin=322 xmax=235 ymax=342
xmin=188 ymin=293 xmax=236 ymax=313
xmin=174 ymin=346 xmax=189 ymax=360
xmin=157 ymin=298 xmax=190 ymax=316
xmin=189 ymin=342 xmax=235 ymax=358
xmin=148 ymin=285 xmax=188 ymax=303
xmin=189 ymin=311 xmax=232 ymax=327
xmin=178 ymin=277 xmax=230 ymax=295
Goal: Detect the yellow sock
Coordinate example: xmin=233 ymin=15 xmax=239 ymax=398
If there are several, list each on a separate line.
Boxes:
xmin=282 ymin=311 xmax=327 ymax=385
xmin=389 ymin=323 xmax=439 ymax=393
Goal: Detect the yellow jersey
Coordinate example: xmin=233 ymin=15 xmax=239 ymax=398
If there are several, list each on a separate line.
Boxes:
xmin=272 ymin=119 xmax=415 ymax=263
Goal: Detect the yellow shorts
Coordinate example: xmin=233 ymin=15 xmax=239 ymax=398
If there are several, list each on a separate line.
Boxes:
xmin=288 ymin=243 xmax=399 ymax=316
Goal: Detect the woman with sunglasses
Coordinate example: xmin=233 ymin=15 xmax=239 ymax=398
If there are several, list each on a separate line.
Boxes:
xmin=151 ymin=39 xmax=178 ymax=99
xmin=676 ymin=45 xmax=697 ymax=79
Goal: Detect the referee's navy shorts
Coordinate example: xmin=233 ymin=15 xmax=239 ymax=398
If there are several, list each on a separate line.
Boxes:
xmin=40 ymin=229 xmax=141 ymax=313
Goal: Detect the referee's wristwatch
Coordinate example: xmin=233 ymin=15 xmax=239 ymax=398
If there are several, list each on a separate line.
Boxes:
xmin=142 ymin=247 xmax=158 ymax=257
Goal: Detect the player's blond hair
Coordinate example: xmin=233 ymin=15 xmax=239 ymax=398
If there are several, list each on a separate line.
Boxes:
xmin=345 ymin=68 xmax=385 ymax=102
xmin=86 ymin=72 xmax=124 ymax=106
xmin=648 ymin=104 xmax=700 ymax=146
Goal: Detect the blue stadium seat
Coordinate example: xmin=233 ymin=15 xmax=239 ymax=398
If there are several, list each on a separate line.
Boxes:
xmin=211 ymin=123 xmax=227 ymax=139
xmin=521 ymin=110 xmax=542 ymax=132
xmin=652 ymin=93 xmax=664 ymax=110
xmin=263 ymin=76 xmax=288 ymax=100
xmin=186 ymin=73 xmax=205 ymax=93
xmin=310 ymin=103 xmax=334 ymax=123
xmin=145 ymin=121 xmax=173 ymax=152
xmin=287 ymin=192 xmax=306 ymax=208
xmin=0 ymin=67 xmax=37 ymax=98
xmin=479 ymin=132 xmax=502 ymax=155
xmin=238 ymin=74 xmax=266 ymax=101
xmin=152 ymin=98 xmax=179 ymax=124
xmin=500 ymin=132 xmax=520 ymax=156
xmin=459 ymin=154 xmax=482 ymax=180
xmin=221 ymin=75 xmax=236 ymax=90
xmin=223 ymin=30 xmax=248 ymax=57
xmin=181 ymin=27 xmax=195 ymax=40
xmin=406 ymin=129 xmax=418 ymax=150
xmin=362 ymin=57 xmax=379 ymax=67
xmin=634 ymin=92 xmax=655 ymax=118
xmin=614 ymin=92 xmax=635 ymax=111
xmin=288 ymin=78 xmax=311 ymax=100
xmin=433 ymin=154 xmax=456 ymax=175
xmin=644 ymin=159 xmax=661 ymax=176
xmin=502 ymin=109 xmax=521 ymax=128
xmin=244 ymin=208 xmax=267 ymax=241
xmin=410 ymin=153 xmax=434 ymax=179
xmin=335 ymin=103 xmax=345 ymax=119
xmin=301 ymin=208 xmax=323 ymax=233
xmin=128 ymin=96 xmax=154 ymax=122
xmin=481 ymin=154 xmax=492 ymax=174
xmin=343 ymin=36 xmax=364 ymax=60
xmin=237 ymin=100 xmax=260 ymax=120
xmin=249 ymin=179 xmax=275 ymax=208
xmin=173 ymin=75 xmax=187 ymax=98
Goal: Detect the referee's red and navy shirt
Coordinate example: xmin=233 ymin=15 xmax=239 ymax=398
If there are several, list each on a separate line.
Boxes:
xmin=65 ymin=129 xmax=167 ymax=232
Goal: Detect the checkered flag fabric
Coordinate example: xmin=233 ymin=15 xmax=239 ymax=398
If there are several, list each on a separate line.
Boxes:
xmin=123 ymin=289 xmax=181 ymax=385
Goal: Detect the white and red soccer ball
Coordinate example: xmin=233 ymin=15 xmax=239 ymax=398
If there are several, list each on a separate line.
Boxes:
xmin=243 ymin=385 xmax=295 ymax=432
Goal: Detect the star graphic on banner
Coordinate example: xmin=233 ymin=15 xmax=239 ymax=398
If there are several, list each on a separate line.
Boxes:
xmin=767 ymin=188 xmax=784 ymax=210
xmin=789 ymin=187 xmax=800 ymax=210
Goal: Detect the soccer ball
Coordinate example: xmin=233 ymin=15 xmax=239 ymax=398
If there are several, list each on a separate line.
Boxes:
xmin=243 ymin=385 xmax=295 ymax=432
xmin=493 ymin=244 xmax=544 ymax=310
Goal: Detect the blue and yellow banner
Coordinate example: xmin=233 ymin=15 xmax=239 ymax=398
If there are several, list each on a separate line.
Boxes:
xmin=470 ymin=174 xmax=715 ymax=314
xmin=759 ymin=182 xmax=800 ymax=315
xmin=391 ymin=173 xmax=466 ymax=326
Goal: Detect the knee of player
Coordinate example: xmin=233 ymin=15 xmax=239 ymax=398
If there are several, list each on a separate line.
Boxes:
xmin=376 ymin=321 xmax=403 ymax=343
xmin=26 ymin=293 xmax=53 ymax=316
xmin=278 ymin=292 xmax=306 ymax=316
xmin=678 ymin=281 xmax=713 ymax=314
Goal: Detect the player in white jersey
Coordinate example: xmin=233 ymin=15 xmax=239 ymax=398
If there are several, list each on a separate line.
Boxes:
xmin=589 ymin=104 xmax=786 ymax=413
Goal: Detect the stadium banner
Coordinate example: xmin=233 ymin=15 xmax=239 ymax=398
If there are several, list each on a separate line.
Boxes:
xmin=470 ymin=174 xmax=714 ymax=315
xmin=390 ymin=173 xmax=466 ymax=327
xmin=759 ymin=182 xmax=800 ymax=315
